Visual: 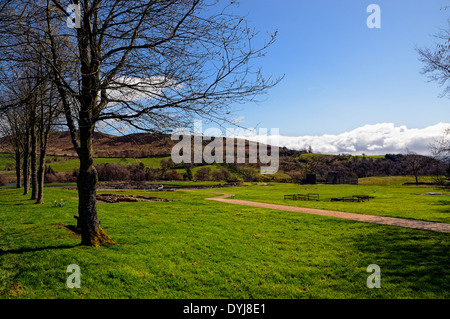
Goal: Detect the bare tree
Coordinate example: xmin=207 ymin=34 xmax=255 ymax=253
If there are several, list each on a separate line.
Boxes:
xmin=0 ymin=50 xmax=61 ymax=202
xmin=430 ymin=127 xmax=450 ymax=162
xmin=416 ymin=7 xmax=449 ymax=184
xmin=36 ymin=72 xmax=62 ymax=204
xmin=405 ymin=149 xmax=431 ymax=185
xmin=29 ymin=86 xmax=38 ymax=200
xmin=1 ymin=0 xmax=280 ymax=247
xmin=0 ymin=3 xmax=43 ymax=197
xmin=429 ymin=127 xmax=450 ymax=184
xmin=416 ymin=11 xmax=449 ymax=98
xmin=4 ymin=73 xmax=37 ymax=196
xmin=0 ymin=106 xmax=24 ymax=188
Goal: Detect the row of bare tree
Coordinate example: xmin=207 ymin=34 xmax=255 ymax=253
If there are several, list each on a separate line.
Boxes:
xmin=0 ymin=1 xmax=446 ymax=248
xmin=0 ymin=0 xmax=280 ymax=247
xmin=0 ymin=49 xmax=61 ymax=204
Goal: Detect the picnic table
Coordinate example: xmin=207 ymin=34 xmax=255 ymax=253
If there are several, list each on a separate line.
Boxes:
xmin=330 ymin=195 xmax=374 ymax=202
xmin=284 ymin=193 xmax=320 ymax=201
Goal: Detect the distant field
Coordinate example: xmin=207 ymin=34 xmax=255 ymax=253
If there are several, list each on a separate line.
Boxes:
xmin=46 ymin=157 xmax=168 ymax=172
xmin=297 ymin=153 xmax=385 ymax=160
xmin=358 ymin=176 xmax=440 ymax=186
xmin=0 ymin=153 xmax=446 ymax=189
xmin=145 ymin=181 xmax=224 ymax=187
xmin=0 ymin=155 xmax=232 ymax=174
xmin=198 ymin=183 xmax=450 ymax=223
xmin=0 ymin=154 xmax=170 ymax=173
xmin=0 ymin=154 xmax=14 ymax=171
xmin=353 ymin=155 xmax=386 ymax=159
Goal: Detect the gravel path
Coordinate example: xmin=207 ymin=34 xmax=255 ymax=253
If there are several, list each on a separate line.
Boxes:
xmin=206 ymin=193 xmax=450 ymax=233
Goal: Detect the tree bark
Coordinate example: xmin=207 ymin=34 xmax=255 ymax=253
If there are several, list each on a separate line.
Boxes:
xmin=22 ymin=130 xmax=30 ymax=195
xmin=36 ymin=160 xmax=45 ymax=204
xmin=76 ymin=124 xmax=116 ymax=248
xmin=36 ymin=118 xmax=50 ymax=204
xmin=15 ymin=147 xmax=21 ymax=189
xmin=36 ymin=135 xmax=47 ymax=204
xmin=30 ymin=118 xmax=37 ymax=200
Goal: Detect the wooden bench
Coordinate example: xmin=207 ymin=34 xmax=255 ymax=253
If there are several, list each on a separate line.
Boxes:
xmin=284 ymin=193 xmax=320 ymax=201
xmin=353 ymin=195 xmax=374 ymax=201
xmin=307 ymin=193 xmax=320 ymax=201
xmin=330 ymin=195 xmax=374 ymax=202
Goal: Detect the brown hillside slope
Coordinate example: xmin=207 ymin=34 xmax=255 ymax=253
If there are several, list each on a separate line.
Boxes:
xmin=1 ymin=131 xmax=297 ymax=160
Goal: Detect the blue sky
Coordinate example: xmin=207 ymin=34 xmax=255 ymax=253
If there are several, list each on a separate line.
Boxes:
xmin=227 ymin=0 xmax=449 ymax=139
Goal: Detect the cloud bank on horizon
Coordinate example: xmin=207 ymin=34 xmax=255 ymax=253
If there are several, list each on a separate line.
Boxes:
xmin=241 ymin=123 xmax=449 ymax=156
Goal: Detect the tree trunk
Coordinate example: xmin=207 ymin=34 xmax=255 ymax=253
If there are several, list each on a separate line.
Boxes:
xmin=36 ymin=152 xmax=46 ymax=204
xmin=76 ymin=125 xmax=116 ymax=248
xmin=36 ymin=115 xmax=49 ymax=204
xmin=30 ymin=123 xmax=37 ymax=200
xmin=15 ymin=148 xmax=21 ymax=188
xmin=22 ymin=133 xmax=30 ymax=195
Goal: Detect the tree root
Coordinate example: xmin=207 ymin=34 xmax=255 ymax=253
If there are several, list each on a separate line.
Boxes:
xmin=82 ymin=228 xmax=117 ymax=248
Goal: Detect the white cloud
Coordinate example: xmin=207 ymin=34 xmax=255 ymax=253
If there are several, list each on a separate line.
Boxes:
xmin=106 ymin=76 xmax=176 ymax=102
xmin=242 ymin=123 xmax=450 ymax=155
xmin=231 ymin=116 xmax=245 ymax=124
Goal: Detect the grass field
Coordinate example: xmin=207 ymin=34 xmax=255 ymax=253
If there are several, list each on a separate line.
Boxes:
xmin=359 ymin=176 xmax=440 ymax=186
xmin=199 ymin=183 xmax=450 ymax=223
xmin=0 ymin=183 xmax=449 ymax=299
xmin=0 ymin=154 xmax=236 ymax=179
xmin=45 ymin=157 xmax=167 ymax=172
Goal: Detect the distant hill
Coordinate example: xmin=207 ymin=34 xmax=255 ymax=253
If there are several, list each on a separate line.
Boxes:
xmin=0 ymin=131 xmax=447 ymax=184
xmin=1 ymin=130 xmax=307 ymax=159
xmin=0 ymin=131 xmax=176 ymax=158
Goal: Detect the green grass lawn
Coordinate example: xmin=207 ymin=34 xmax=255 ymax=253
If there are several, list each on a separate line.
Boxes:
xmin=145 ymin=181 xmax=224 ymax=187
xmin=45 ymin=157 xmax=167 ymax=172
xmin=359 ymin=176 xmax=441 ymax=186
xmin=0 ymin=185 xmax=449 ymax=299
xmin=0 ymin=154 xmax=14 ymax=171
xmin=17 ymin=156 xmax=235 ymax=178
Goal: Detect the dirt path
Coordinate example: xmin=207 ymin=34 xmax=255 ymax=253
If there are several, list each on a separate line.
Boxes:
xmin=205 ymin=193 xmax=450 ymax=233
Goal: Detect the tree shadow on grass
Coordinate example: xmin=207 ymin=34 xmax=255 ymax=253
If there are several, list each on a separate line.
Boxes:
xmin=0 ymin=244 xmax=79 ymax=256
xmin=0 ymin=224 xmax=83 ymax=257
xmin=51 ymin=223 xmax=81 ymax=237
xmin=435 ymin=200 xmax=450 ymax=213
xmin=352 ymin=226 xmax=450 ymax=297
xmin=0 ymin=199 xmax=35 ymax=206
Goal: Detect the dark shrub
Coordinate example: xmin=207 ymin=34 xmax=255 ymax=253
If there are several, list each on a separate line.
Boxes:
xmin=220 ymin=168 xmax=232 ymax=181
xmin=95 ymin=163 xmax=130 ymax=181
xmin=0 ymin=174 xmax=8 ymax=186
xmin=288 ymin=171 xmax=305 ymax=184
xmin=211 ymin=170 xmax=224 ymax=181
xmin=160 ymin=158 xmax=175 ymax=170
xmin=183 ymin=166 xmax=193 ymax=181
xmin=239 ymin=167 xmax=261 ymax=182
xmin=129 ymin=166 xmax=146 ymax=181
xmin=226 ymin=174 xmax=240 ymax=183
xmin=44 ymin=172 xmax=66 ymax=183
xmin=195 ymin=167 xmax=211 ymax=181
xmin=146 ymin=168 xmax=162 ymax=181
xmin=210 ymin=168 xmax=233 ymax=181
xmin=63 ymin=172 xmax=77 ymax=183
xmin=162 ymin=170 xmax=183 ymax=181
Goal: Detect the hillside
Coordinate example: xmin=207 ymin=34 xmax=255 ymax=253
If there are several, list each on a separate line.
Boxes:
xmin=39 ymin=131 xmax=173 ymax=158
xmin=0 ymin=131 xmax=297 ymax=157
xmin=0 ymin=131 xmax=173 ymax=157
xmin=0 ymin=131 xmax=448 ymax=185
